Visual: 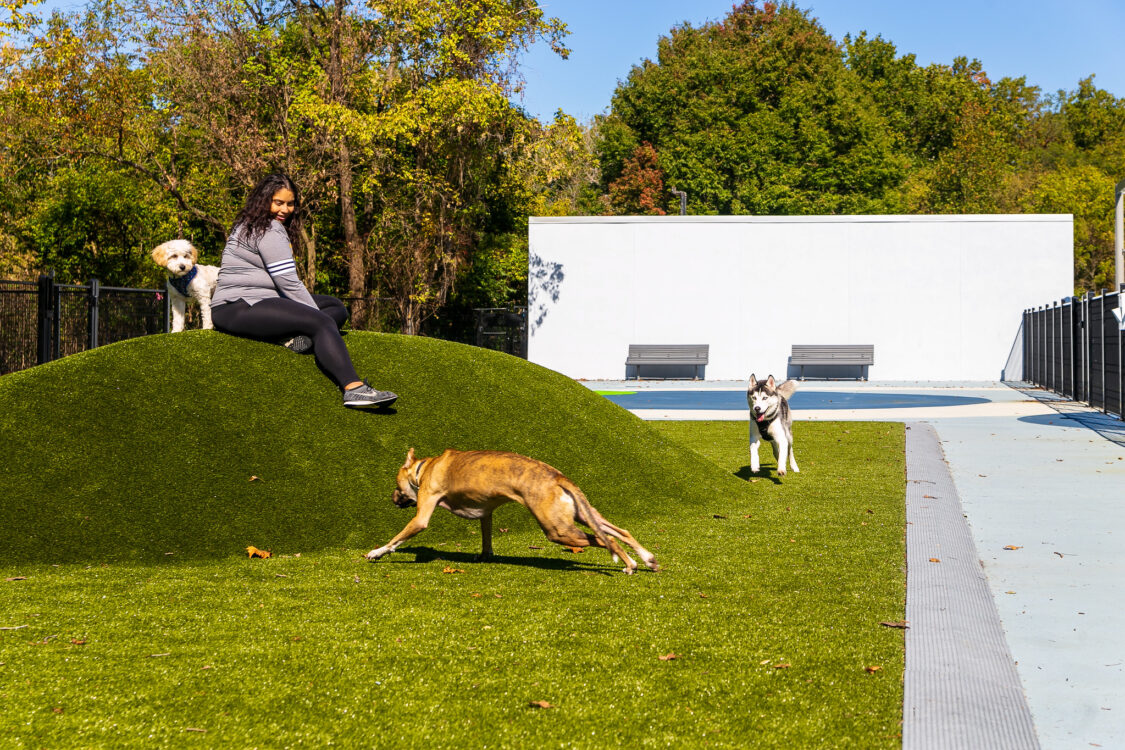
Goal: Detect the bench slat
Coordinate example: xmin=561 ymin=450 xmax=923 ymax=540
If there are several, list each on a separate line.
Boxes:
xmin=626 ymin=344 xmax=709 ymax=365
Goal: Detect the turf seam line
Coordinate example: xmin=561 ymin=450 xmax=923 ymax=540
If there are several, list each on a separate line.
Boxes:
xmin=903 ymin=421 xmax=1040 ymax=750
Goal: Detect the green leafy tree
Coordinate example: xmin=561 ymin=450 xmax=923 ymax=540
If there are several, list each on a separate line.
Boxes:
xmin=597 ymin=1 xmax=907 ymax=216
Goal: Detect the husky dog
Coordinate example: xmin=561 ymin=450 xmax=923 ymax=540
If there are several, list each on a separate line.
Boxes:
xmin=747 ymin=374 xmax=799 ymax=478
xmin=151 ymin=239 xmax=219 ymax=332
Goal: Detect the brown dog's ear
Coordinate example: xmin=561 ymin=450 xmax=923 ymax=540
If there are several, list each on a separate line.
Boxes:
xmin=403 ymin=448 xmax=415 ymax=468
xmin=151 ymin=244 xmax=167 ymax=265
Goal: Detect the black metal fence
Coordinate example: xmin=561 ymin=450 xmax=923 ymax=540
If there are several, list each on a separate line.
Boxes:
xmin=0 ymin=274 xmax=169 ymax=375
xmin=474 ymin=306 xmax=528 ymax=358
xmin=2 ymin=275 xmax=530 ymax=376
xmin=1023 ymin=286 xmax=1124 ymax=419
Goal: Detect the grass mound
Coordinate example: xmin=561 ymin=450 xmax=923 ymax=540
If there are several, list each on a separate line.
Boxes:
xmin=1 ymin=335 xmax=907 ymax=746
xmin=0 ymin=331 xmax=736 ymax=563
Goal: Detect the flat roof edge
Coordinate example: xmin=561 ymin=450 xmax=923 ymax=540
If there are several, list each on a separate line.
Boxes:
xmin=528 ymin=214 xmax=1073 ymax=224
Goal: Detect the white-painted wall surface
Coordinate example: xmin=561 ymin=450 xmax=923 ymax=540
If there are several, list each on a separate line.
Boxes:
xmin=527 ymin=215 xmax=1073 ymax=381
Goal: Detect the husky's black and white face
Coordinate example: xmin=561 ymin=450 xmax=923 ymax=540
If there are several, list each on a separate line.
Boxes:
xmin=747 ymin=374 xmax=782 ymax=423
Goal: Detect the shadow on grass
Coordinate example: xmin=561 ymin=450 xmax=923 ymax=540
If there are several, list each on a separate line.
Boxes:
xmin=734 ymin=465 xmax=783 ymax=484
xmin=382 ymin=546 xmax=620 ymax=575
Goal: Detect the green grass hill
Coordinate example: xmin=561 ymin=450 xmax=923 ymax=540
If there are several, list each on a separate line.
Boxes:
xmin=0 ymin=331 xmax=740 ymax=563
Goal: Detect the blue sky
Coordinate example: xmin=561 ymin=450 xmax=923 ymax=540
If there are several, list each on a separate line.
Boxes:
xmin=516 ymin=0 xmax=1125 ymax=122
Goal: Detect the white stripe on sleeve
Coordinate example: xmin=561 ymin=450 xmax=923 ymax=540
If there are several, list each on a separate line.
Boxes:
xmin=266 ymin=259 xmax=297 ymax=276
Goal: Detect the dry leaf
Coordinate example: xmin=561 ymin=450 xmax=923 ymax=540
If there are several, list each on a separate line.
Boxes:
xmin=923 ymin=494 xmax=936 ymax=499
xmin=471 ymin=593 xmax=483 ymax=598
xmin=929 ymin=558 xmax=941 ymax=563
xmin=499 ymin=528 xmax=510 ymax=533
xmin=527 ymin=700 xmax=553 ymax=709
xmin=658 ymin=653 xmax=680 ymax=661
xmin=442 ymin=567 xmax=464 ymax=574
xmin=69 ymin=639 xmax=86 ymax=646
xmin=527 ymin=545 xmax=543 ymax=550
xmin=865 ymin=665 xmax=883 ymax=673
xmin=1003 ymin=545 xmax=1023 ymax=550
xmin=699 ymin=592 xmax=709 ymax=598
xmin=249 ymin=476 xmax=260 ymax=482
xmin=246 ymin=546 xmax=272 ymax=559
xmin=5 ymin=577 xmax=27 ymax=582
xmin=879 ymin=621 xmax=909 ymax=629
xmin=565 ymin=546 xmax=584 ymax=554
xmin=759 ymin=659 xmax=771 ymax=665
xmin=773 ymin=663 xmax=792 ymax=669
xmin=712 ymin=514 xmax=727 ymax=519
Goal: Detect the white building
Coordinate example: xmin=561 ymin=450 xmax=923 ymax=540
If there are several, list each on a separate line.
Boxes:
xmin=527 ymin=214 xmax=1073 ymax=381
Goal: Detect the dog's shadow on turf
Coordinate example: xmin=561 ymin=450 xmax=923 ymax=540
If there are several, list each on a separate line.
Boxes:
xmin=382 ymin=546 xmax=619 ymax=575
xmin=734 ymin=466 xmax=783 ymax=485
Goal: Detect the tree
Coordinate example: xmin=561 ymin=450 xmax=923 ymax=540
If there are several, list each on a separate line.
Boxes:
xmin=597 ymin=1 xmax=907 ymax=216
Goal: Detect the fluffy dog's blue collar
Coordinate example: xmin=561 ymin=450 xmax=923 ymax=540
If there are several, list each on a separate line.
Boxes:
xmin=169 ymin=266 xmax=198 ymax=296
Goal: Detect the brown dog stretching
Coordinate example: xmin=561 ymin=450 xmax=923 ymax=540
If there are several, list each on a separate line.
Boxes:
xmin=365 ymin=448 xmax=660 ymax=575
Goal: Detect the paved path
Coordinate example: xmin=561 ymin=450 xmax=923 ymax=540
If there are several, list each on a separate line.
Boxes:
xmin=585 ymin=380 xmax=1125 ymax=750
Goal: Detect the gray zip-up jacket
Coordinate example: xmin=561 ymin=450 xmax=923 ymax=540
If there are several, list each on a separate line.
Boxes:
xmin=210 ymin=219 xmax=316 ymax=309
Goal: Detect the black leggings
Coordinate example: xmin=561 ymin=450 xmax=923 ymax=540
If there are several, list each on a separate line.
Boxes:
xmin=211 ymin=295 xmax=360 ymax=389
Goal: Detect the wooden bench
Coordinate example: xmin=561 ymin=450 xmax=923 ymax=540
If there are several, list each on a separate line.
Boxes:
xmin=790 ymin=344 xmax=874 ymax=380
xmin=626 ymin=344 xmax=709 ymax=380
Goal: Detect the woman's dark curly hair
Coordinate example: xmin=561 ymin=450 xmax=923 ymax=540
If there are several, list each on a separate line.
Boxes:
xmin=231 ymin=173 xmax=304 ymax=245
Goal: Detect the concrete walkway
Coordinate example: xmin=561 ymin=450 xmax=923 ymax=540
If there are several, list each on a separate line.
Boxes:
xmin=584 ymin=380 xmax=1125 ymax=750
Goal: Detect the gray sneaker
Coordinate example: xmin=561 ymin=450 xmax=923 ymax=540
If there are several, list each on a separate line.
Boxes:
xmin=283 ymin=335 xmax=313 ymax=354
xmin=343 ymin=381 xmax=398 ymax=409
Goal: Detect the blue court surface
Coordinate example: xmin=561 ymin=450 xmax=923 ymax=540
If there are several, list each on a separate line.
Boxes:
xmin=600 ymin=390 xmax=991 ymax=410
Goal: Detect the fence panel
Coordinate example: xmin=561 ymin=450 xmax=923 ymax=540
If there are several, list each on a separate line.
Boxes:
xmin=1024 ymin=288 xmax=1123 ymax=419
xmin=0 ymin=281 xmax=38 ymax=375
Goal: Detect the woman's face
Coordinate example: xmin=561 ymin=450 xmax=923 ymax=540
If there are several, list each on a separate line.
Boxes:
xmin=270 ymin=188 xmax=296 ymax=224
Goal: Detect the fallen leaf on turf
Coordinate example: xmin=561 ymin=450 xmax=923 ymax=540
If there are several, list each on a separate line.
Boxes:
xmin=471 ymin=593 xmax=483 ymax=598
xmin=929 ymin=558 xmax=941 ymax=563
xmin=528 ymin=700 xmax=553 ymax=709
xmin=442 ymin=567 xmax=464 ymax=574
xmin=658 ymin=653 xmax=680 ymax=661
xmin=879 ymin=621 xmax=909 ymax=629
xmin=865 ymin=665 xmax=883 ymax=673
xmin=565 ymin=546 xmax=583 ymax=554
xmin=69 ymin=639 xmax=86 ymax=646
xmin=759 ymin=659 xmax=771 ymax=665
xmin=52 ymin=707 xmax=63 ymax=714
xmin=699 ymin=592 xmax=708 ymax=598
xmin=499 ymin=528 xmax=509 ymax=533
xmin=1003 ymin=545 xmax=1023 ymax=550
xmin=773 ymin=663 xmax=791 ymax=669
xmin=527 ymin=545 xmax=543 ymax=550
xmin=712 ymin=514 xmax=727 ymax=519
xmin=249 ymin=476 xmax=260 ymax=482
xmin=5 ymin=577 xmax=27 ymax=582
xmin=246 ymin=546 xmax=272 ymax=559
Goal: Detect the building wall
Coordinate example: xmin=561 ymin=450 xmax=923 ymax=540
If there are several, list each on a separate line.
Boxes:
xmin=527 ymin=215 xmax=1073 ymax=381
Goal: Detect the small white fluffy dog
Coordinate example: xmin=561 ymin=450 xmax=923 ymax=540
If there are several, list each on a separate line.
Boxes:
xmin=151 ymin=240 xmax=219 ymax=332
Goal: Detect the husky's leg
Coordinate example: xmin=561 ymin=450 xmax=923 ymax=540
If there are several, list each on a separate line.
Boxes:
xmin=770 ymin=437 xmax=787 ymax=477
xmin=748 ymin=421 xmax=762 ymax=473
xmin=788 ymin=442 xmax=800 ymax=474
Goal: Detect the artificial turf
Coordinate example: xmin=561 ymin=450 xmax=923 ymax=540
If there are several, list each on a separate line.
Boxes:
xmin=0 ymin=332 xmax=905 ymax=747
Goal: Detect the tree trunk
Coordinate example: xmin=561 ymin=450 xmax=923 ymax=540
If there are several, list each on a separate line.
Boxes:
xmin=300 ymin=223 xmax=317 ymax=293
xmin=330 ymin=0 xmax=366 ymax=326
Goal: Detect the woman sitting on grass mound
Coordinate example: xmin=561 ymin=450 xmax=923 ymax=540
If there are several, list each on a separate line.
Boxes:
xmin=210 ymin=173 xmax=397 ymax=409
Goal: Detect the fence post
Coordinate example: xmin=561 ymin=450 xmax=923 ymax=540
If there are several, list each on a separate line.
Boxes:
xmin=163 ymin=282 xmax=171 ymax=333
xmin=1069 ymin=297 xmax=1077 ymax=400
xmin=36 ymin=272 xmax=56 ymax=365
xmin=1118 ymin=284 xmax=1124 ymax=420
xmin=88 ymin=278 xmax=100 ymax=349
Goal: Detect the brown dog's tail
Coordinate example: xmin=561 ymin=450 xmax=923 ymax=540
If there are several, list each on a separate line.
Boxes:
xmin=563 ymin=484 xmax=615 ymax=551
